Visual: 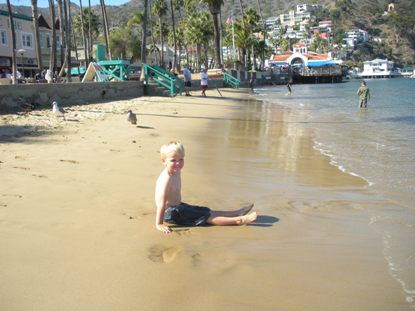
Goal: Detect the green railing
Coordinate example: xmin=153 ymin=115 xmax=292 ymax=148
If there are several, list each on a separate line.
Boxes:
xmin=223 ymin=70 xmax=240 ymax=88
xmin=143 ymin=64 xmax=182 ymax=96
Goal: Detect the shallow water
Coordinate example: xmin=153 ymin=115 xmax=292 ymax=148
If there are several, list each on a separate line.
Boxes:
xmin=253 ymin=78 xmax=415 ymax=307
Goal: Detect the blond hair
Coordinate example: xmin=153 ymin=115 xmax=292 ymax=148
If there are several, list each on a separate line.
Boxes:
xmin=160 ymin=141 xmax=185 ymax=160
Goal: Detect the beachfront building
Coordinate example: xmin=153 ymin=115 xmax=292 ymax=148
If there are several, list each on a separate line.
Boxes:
xmin=0 ymin=9 xmax=37 ymax=77
xmin=0 ymin=10 xmax=64 ymax=79
xmin=38 ymin=14 xmax=63 ymax=70
xmin=358 ymin=58 xmax=397 ymax=78
xmin=271 ymin=42 xmax=343 ymax=83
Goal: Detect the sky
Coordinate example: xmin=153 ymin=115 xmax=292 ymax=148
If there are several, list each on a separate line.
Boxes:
xmin=0 ymin=0 xmax=130 ymax=8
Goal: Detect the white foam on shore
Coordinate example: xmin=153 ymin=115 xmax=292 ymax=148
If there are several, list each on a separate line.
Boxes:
xmin=313 ymin=140 xmax=374 ymax=187
xmin=381 ymin=231 xmax=415 ymax=307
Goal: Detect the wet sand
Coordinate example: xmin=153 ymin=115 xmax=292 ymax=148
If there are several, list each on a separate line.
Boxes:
xmin=0 ymin=89 xmax=410 ymax=310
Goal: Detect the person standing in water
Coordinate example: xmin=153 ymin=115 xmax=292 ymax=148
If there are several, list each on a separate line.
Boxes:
xmin=356 ymin=80 xmax=371 ymax=108
xmin=286 ymin=80 xmax=293 ymax=96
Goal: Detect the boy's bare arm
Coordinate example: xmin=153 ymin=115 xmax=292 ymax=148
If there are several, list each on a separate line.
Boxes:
xmin=155 ymin=175 xmax=172 ymax=234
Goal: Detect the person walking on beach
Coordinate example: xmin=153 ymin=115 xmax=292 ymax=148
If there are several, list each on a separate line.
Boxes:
xmin=182 ymin=65 xmax=192 ymax=96
xmin=200 ymin=68 xmax=209 ymax=97
xmin=155 ymin=141 xmax=257 ymax=234
xmin=356 ymin=80 xmax=371 ymax=108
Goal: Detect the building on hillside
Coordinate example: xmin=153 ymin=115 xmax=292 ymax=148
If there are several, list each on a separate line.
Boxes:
xmin=358 ymin=58 xmax=397 ymax=78
xmin=343 ymin=29 xmax=368 ymax=48
xmin=319 ymin=20 xmax=333 ymax=32
xmin=0 ymin=9 xmax=37 ymax=76
xmin=265 ymin=16 xmax=279 ymax=28
xmin=279 ymin=10 xmax=313 ymax=27
xmin=296 ymin=4 xmax=321 ymax=13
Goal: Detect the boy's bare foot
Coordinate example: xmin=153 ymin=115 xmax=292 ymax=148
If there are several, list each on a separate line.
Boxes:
xmin=240 ymin=212 xmax=257 ymax=225
xmin=238 ymin=203 xmax=254 ymax=216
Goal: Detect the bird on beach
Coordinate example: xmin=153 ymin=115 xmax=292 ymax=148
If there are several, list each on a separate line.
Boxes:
xmin=52 ymin=101 xmax=66 ymax=120
xmin=127 ymin=110 xmax=137 ymax=125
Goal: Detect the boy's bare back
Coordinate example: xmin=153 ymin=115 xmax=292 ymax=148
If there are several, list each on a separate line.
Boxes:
xmin=155 ymin=168 xmax=181 ymax=208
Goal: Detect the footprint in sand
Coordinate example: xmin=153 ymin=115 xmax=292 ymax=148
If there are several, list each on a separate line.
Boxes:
xmin=32 ymin=174 xmax=48 ymax=178
xmin=174 ymin=228 xmax=192 ymax=236
xmin=148 ymin=245 xmax=182 ymax=264
xmin=2 ymin=194 xmax=23 ymax=199
xmin=59 ymin=159 xmax=79 ymax=164
xmin=13 ymin=166 xmax=30 ymax=170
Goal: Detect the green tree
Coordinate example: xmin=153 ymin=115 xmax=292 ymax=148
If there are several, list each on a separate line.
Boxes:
xmin=203 ymin=0 xmax=223 ymax=68
xmin=184 ymin=11 xmax=213 ymax=70
xmin=109 ymin=26 xmax=141 ymax=61
xmin=152 ymin=0 xmax=168 ymax=67
xmin=73 ymin=8 xmax=100 ymax=43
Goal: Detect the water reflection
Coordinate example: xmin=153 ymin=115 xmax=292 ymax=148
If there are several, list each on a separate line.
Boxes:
xmin=190 ymin=97 xmax=365 ymax=193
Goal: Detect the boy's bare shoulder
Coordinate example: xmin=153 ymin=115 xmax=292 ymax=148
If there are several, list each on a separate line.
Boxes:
xmin=156 ymin=169 xmax=170 ymax=186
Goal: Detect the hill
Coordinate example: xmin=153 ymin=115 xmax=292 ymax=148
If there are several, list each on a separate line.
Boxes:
xmin=2 ymin=0 xmax=414 ymax=66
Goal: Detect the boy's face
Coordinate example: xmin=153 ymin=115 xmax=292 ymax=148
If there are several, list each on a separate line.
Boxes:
xmin=163 ymin=151 xmax=184 ymax=175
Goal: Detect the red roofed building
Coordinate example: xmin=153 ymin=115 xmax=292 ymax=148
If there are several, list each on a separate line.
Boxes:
xmin=271 ymin=42 xmax=341 ymax=67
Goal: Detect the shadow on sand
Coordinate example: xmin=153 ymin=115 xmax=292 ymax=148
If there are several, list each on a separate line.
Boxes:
xmin=249 ymin=215 xmax=280 ymax=227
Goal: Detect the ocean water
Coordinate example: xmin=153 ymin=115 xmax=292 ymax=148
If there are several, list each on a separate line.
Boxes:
xmin=254 ymin=78 xmax=415 ymax=306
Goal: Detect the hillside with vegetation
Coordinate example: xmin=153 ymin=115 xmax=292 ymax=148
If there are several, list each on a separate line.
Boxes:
xmin=2 ymin=0 xmax=414 ymax=67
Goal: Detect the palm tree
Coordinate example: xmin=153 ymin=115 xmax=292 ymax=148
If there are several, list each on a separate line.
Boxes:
xmin=48 ymin=0 xmax=56 ymax=72
xmin=30 ymin=0 xmax=43 ymax=71
xmin=169 ymin=0 xmax=178 ymax=71
xmin=6 ymin=0 xmax=17 ymax=84
xmin=203 ymin=0 xmax=223 ymax=68
xmin=244 ymin=8 xmax=260 ymax=70
xmin=57 ymin=0 xmax=65 ymax=69
xmin=184 ymin=11 xmax=213 ymax=70
xmin=64 ymin=0 xmax=72 ymax=81
xmin=79 ymin=0 xmax=89 ymax=67
xmin=141 ymin=0 xmax=149 ymax=68
xmin=128 ymin=10 xmax=147 ymax=66
xmin=100 ymin=0 xmax=111 ymax=59
xmin=152 ymin=0 xmax=168 ymax=67
xmin=88 ymin=0 xmax=92 ymax=61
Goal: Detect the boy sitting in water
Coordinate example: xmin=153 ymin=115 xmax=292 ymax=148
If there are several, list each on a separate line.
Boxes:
xmin=155 ymin=141 xmax=257 ymax=233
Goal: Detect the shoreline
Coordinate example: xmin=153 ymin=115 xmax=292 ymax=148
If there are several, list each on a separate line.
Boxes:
xmin=0 ymin=89 xmax=411 ymax=310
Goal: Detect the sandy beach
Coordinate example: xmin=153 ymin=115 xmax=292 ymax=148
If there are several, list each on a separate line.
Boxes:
xmin=0 ymin=88 xmax=411 ymax=311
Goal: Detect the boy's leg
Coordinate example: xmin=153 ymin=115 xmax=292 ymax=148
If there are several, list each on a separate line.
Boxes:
xmin=209 ymin=203 xmax=253 ymax=217
xmin=207 ymin=211 xmax=257 ymax=226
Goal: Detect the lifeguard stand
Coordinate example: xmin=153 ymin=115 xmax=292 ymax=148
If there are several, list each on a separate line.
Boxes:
xmin=95 ymin=44 xmax=130 ymax=81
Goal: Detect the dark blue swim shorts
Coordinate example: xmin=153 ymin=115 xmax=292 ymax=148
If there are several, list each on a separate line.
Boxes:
xmin=164 ymin=202 xmax=211 ymax=226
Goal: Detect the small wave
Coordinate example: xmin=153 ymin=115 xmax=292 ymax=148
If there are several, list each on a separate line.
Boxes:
xmin=313 ymin=140 xmax=374 ymax=186
xmin=382 ymin=231 xmax=415 ymax=306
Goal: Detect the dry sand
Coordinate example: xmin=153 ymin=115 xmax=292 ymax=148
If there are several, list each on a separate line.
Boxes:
xmin=0 ymin=89 xmax=410 ymax=310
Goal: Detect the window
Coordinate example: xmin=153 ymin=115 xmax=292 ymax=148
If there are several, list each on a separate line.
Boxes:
xmin=21 ymin=33 xmax=33 ymax=48
xmin=0 ymin=30 xmax=7 ymax=46
xmin=46 ymin=34 xmax=50 ymax=48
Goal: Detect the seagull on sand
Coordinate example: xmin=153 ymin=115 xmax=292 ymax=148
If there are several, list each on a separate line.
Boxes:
xmin=127 ymin=110 xmax=137 ymax=125
xmin=52 ymin=101 xmax=66 ymax=120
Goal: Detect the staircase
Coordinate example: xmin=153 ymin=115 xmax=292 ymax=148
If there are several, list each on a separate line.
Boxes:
xmin=143 ymin=64 xmax=182 ymax=97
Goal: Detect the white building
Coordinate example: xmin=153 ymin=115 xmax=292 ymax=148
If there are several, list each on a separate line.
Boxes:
xmin=0 ymin=9 xmax=63 ymax=77
xmin=279 ymin=10 xmax=313 ymax=27
xmin=296 ymin=4 xmax=321 ymax=13
xmin=359 ymin=58 xmax=396 ymax=78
